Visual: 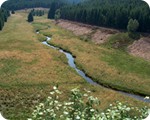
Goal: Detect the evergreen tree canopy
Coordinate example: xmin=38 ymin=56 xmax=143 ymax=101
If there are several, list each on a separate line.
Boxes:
xmin=60 ymin=0 xmax=150 ymax=32
xmin=127 ymin=19 xmax=140 ymax=39
xmin=0 ymin=8 xmax=10 ymax=31
xmin=55 ymin=9 xmax=61 ymax=21
xmin=48 ymin=1 xmax=62 ymax=19
xmin=1 ymin=0 xmax=67 ymax=10
xmin=11 ymin=10 xmax=15 ymax=14
xmin=31 ymin=9 xmax=45 ymax=16
xmin=2 ymin=0 xmax=150 ymax=32
xmin=27 ymin=12 xmax=34 ymax=22
xmin=127 ymin=19 xmax=139 ymax=33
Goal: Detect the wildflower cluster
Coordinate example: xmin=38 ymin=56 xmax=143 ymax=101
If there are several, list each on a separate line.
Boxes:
xmin=28 ymin=87 xmax=149 ymax=120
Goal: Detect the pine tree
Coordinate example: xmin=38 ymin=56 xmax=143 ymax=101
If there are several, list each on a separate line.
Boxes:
xmin=54 ymin=9 xmax=61 ymax=22
xmin=127 ymin=19 xmax=139 ymax=39
xmin=0 ymin=18 xmax=3 ymax=30
xmin=48 ymin=2 xmax=56 ymax=19
xmin=39 ymin=10 xmax=42 ymax=16
xmin=11 ymin=10 xmax=15 ymax=14
xmin=27 ymin=12 xmax=34 ymax=22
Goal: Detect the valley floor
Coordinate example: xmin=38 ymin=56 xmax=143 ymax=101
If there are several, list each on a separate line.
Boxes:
xmin=0 ymin=11 xmax=149 ymax=119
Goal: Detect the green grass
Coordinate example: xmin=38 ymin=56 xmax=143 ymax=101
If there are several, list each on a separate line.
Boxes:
xmin=0 ymin=58 xmax=21 ymax=75
xmin=32 ymin=22 xmax=49 ymax=31
xmin=101 ymin=49 xmax=150 ymax=77
xmin=104 ymin=33 xmax=134 ymax=50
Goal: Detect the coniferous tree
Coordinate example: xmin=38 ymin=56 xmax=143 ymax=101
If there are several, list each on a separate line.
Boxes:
xmin=48 ymin=2 xmax=56 ymax=19
xmin=60 ymin=0 xmax=150 ymax=32
xmin=39 ymin=10 xmax=43 ymax=16
xmin=127 ymin=19 xmax=139 ymax=39
xmin=54 ymin=9 xmax=61 ymax=22
xmin=7 ymin=10 xmax=10 ymax=17
xmin=28 ymin=12 xmax=34 ymax=22
xmin=0 ymin=8 xmax=10 ymax=31
xmin=1 ymin=0 xmax=65 ymax=10
xmin=0 ymin=18 xmax=3 ymax=30
xmin=11 ymin=10 xmax=15 ymax=14
xmin=42 ymin=10 xmax=45 ymax=16
xmin=1 ymin=0 xmax=150 ymax=32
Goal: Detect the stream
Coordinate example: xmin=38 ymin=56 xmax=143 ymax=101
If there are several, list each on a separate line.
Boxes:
xmin=39 ymin=32 xmax=150 ymax=103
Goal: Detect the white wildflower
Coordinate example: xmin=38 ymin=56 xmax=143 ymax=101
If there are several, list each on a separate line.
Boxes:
xmin=90 ymin=109 xmax=95 ymax=112
xmin=53 ymin=86 xmax=57 ymax=90
xmin=48 ymin=96 xmax=52 ymax=99
xmin=76 ymin=115 xmax=80 ymax=119
xmin=63 ymin=111 xmax=69 ymax=115
xmin=27 ymin=119 xmax=32 ymax=120
xmin=50 ymin=91 xmax=55 ymax=95
xmin=83 ymin=94 xmax=88 ymax=97
xmin=39 ymin=112 xmax=43 ymax=115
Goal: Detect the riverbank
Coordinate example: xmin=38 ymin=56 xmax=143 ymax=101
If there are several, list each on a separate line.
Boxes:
xmin=40 ymin=19 xmax=150 ymax=96
xmin=39 ymin=30 xmax=149 ymax=102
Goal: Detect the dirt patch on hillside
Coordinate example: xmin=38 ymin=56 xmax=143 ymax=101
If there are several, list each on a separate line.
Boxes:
xmin=57 ymin=20 xmax=119 ymax=44
xmin=128 ymin=37 xmax=150 ymax=61
xmin=92 ymin=30 xmax=112 ymax=44
xmin=57 ymin=20 xmax=92 ymax=35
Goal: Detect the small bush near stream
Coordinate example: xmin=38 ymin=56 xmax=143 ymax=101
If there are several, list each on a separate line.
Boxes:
xmin=28 ymin=86 xmax=149 ymax=120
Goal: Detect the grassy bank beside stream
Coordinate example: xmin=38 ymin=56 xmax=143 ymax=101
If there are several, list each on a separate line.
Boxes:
xmin=39 ymin=18 xmax=150 ymax=96
xmin=0 ymin=11 xmax=149 ymax=119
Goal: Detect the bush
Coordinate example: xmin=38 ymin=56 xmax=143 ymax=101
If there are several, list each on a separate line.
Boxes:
xmin=128 ymin=32 xmax=140 ymax=40
xmin=11 ymin=10 xmax=15 ymax=14
xmin=127 ymin=19 xmax=140 ymax=39
xmin=28 ymin=86 xmax=149 ymax=120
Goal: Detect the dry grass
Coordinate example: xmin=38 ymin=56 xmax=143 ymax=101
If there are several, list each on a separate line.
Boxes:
xmin=0 ymin=12 xmax=149 ymax=119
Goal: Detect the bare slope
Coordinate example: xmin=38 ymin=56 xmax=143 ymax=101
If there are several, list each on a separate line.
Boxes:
xmin=57 ymin=20 xmax=119 ymax=44
xmin=128 ymin=37 xmax=150 ymax=61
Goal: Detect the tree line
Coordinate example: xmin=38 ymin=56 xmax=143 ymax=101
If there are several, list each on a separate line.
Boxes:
xmin=2 ymin=0 xmax=150 ymax=32
xmin=1 ymin=0 xmax=84 ymax=11
xmin=27 ymin=9 xmax=45 ymax=22
xmin=1 ymin=0 xmax=68 ymax=10
xmin=0 ymin=8 xmax=10 ymax=31
xmin=60 ymin=0 xmax=150 ymax=32
xmin=31 ymin=9 xmax=45 ymax=17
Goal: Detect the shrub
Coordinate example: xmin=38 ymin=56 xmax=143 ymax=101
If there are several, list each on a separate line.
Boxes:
xmin=127 ymin=19 xmax=140 ymax=39
xmin=11 ymin=10 xmax=15 ymax=14
xmin=28 ymin=86 xmax=149 ymax=120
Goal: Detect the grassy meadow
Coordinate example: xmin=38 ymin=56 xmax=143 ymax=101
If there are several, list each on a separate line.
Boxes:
xmin=0 ymin=11 xmax=149 ymax=119
xmin=40 ymin=19 xmax=150 ymax=96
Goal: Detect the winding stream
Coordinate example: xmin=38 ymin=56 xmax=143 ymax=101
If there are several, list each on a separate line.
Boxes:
xmin=39 ymin=32 xmax=150 ymax=103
